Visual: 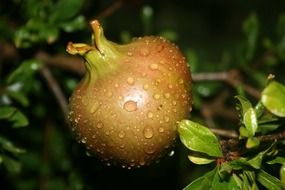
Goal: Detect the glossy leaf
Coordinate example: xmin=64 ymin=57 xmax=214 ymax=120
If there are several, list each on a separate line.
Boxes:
xmin=178 ymin=120 xmax=222 ymax=157
xmin=257 ymin=170 xmax=283 ymax=190
xmin=188 ymin=155 xmax=214 ymax=165
xmin=267 ymin=157 xmax=285 ymax=165
xmin=246 ymin=137 xmax=260 ymax=149
xmin=236 ymin=96 xmax=258 ymax=136
xmin=261 ymin=81 xmax=285 ymax=117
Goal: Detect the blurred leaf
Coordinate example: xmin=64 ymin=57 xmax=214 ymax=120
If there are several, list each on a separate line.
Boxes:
xmin=236 ymin=96 xmax=258 ymax=136
xmin=0 ymin=106 xmax=16 ymax=119
xmin=51 ymin=0 xmax=84 ymax=22
xmin=8 ymin=59 xmax=41 ymax=84
xmin=141 ymin=5 xmax=153 ymax=35
xmin=5 ymin=91 xmax=29 ymax=107
xmin=185 ymin=49 xmax=198 ymax=72
xmin=257 ymin=170 xmax=283 ymax=190
xmin=2 ymin=155 xmax=22 ymax=174
xmin=178 ymin=120 xmax=222 ymax=157
xmin=242 ymin=13 xmax=259 ymax=62
xmin=9 ymin=110 xmax=29 ymax=128
xmin=277 ymin=13 xmax=285 ymax=37
xmin=188 ymin=155 xmax=214 ymax=165
xmin=159 ymin=30 xmax=178 ymax=42
xmin=0 ymin=136 xmax=25 ymax=154
xmin=261 ymin=81 xmax=285 ymax=117
xmin=59 ymin=15 xmax=86 ymax=33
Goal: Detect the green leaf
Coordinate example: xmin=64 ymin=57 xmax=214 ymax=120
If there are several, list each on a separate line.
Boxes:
xmin=0 ymin=136 xmax=25 ymax=154
xmin=51 ymin=0 xmax=85 ymax=22
xmin=2 ymin=155 xmax=22 ymax=174
xmin=184 ymin=168 xmax=216 ymax=190
xmin=0 ymin=106 xmax=16 ymax=119
xmin=248 ymin=142 xmax=276 ymax=169
xmin=178 ymin=120 xmax=222 ymax=157
xmin=280 ymin=164 xmax=285 ymax=188
xmin=267 ymin=157 xmax=285 ymax=165
xmin=243 ymin=13 xmax=259 ymax=62
xmin=6 ymin=91 xmax=29 ymax=107
xmin=59 ymin=15 xmax=86 ymax=33
xmin=184 ymin=167 xmax=239 ymax=190
xmin=257 ymin=170 xmax=283 ymax=190
xmin=188 ymin=155 xmax=214 ymax=165
xmin=246 ymin=137 xmax=260 ymax=149
xmin=9 ymin=110 xmax=29 ymax=128
xmin=8 ymin=59 xmax=41 ymax=84
xmin=236 ymin=96 xmax=258 ymax=136
xmin=261 ymin=81 xmax=285 ymax=117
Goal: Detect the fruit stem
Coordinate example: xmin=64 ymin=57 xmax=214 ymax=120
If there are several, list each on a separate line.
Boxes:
xmin=66 ymin=20 xmax=121 ymax=81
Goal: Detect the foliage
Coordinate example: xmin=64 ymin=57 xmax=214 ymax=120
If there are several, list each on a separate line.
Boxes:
xmin=1 ymin=0 xmax=285 ymax=189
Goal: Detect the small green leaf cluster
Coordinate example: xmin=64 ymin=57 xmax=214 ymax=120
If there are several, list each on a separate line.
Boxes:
xmin=14 ymin=0 xmax=86 ymax=48
xmin=178 ymin=80 xmax=285 ymax=189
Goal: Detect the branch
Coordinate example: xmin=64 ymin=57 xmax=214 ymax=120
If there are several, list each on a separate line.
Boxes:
xmin=192 ymin=69 xmax=261 ymax=99
xmin=39 ymin=65 xmax=69 ymax=123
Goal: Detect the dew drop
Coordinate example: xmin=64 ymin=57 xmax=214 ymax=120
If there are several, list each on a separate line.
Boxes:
xmin=179 ymin=78 xmax=184 ymax=84
xmin=107 ymin=92 xmax=113 ymax=97
xmin=118 ymin=130 xmax=125 ymax=138
xmin=164 ymin=116 xmax=170 ymax=122
xmin=172 ymin=100 xmax=177 ymax=105
xmin=120 ymin=144 xmax=125 ymax=149
xmin=143 ymin=126 xmax=154 ymax=139
xmin=147 ymin=112 xmax=154 ymax=119
xmin=127 ymin=52 xmax=133 ymax=56
xmin=153 ymin=93 xmax=160 ymax=100
xmin=123 ymin=100 xmax=138 ymax=112
xmin=86 ymin=151 xmax=92 ymax=157
xmin=158 ymin=127 xmax=164 ymax=133
xmin=168 ymin=84 xmax=173 ymax=89
xmin=114 ymin=83 xmax=119 ymax=88
xmin=143 ymin=84 xmax=149 ymax=90
xmin=96 ymin=122 xmax=104 ymax=129
xmin=164 ymin=93 xmax=170 ymax=99
xmin=140 ymin=48 xmax=150 ymax=56
xmin=127 ymin=77 xmax=135 ymax=85
xmin=81 ymin=137 xmax=87 ymax=144
xmin=168 ymin=150 xmax=175 ymax=157
xmin=149 ymin=63 xmax=158 ymax=70
xmin=144 ymin=145 xmax=155 ymax=154
xmin=139 ymin=159 xmax=146 ymax=166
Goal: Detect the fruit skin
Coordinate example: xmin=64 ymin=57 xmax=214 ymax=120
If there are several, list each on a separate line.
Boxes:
xmin=67 ymin=20 xmax=192 ymax=168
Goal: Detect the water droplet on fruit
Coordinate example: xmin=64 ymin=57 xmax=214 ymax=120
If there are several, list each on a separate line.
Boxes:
xmin=81 ymin=137 xmax=87 ymax=144
xmin=118 ymin=130 xmax=125 ymax=138
xmin=178 ymin=78 xmax=184 ymax=84
xmin=143 ymin=126 xmax=154 ymax=139
xmin=172 ymin=101 xmax=177 ymax=105
xmin=96 ymin=122 xmax=104 ymax=129
xmin=164 ymin=93 xmax=170 ymax=99
xmin=123 ymin=100 xmax=137 ymax=112
xmin=147 ymin=112 xmax=153 ymax=118
xmin=144 ymin=145 xmax=155 ymax=154
xmin=140 ymin=48 xmax=150 ymax=56
xmin=158 ymin=127 xmax=164 ymax=133
xmin=149 ymin=63 xmax=158 ymax=70
xmin=139 ymin=159 xmax=146 ymax=166
xmin=168 ymin=84 xmax=173 ymax=89
xmin=127 ymin=77 xmax=135 ymax=85
xmin=107 ymin=92 xmax=113 ymax=97
xmin=153 ymin=93 xmax=160 ymax=100
xmin=143 ymin=84 xmax=149 ymax=90
xmin=127 ymin=52 xmax=133 ymax=56
xmin=114 ymin=83 xmax=119 ymax=88
xmin=164 ymin=116 xmax=170 ymax=122
xmin=168 ymin=150 xmax=175 ymax=157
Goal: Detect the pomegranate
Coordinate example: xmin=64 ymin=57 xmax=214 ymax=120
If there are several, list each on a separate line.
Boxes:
xmin=66 ymin=20 xmax=192 ymax=168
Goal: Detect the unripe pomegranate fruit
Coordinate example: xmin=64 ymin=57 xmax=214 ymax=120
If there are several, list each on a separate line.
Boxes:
xmin=67 ymin=20 xmax=192 ymax=168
